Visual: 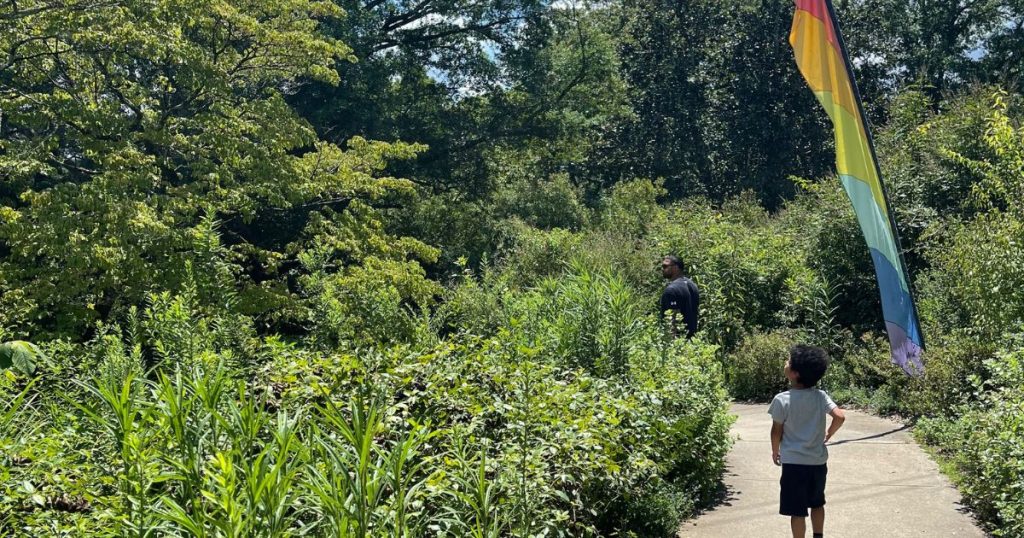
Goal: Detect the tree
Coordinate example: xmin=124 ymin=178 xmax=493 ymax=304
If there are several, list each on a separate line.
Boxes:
xmin=972 ymin=0 xmax=1024 ymax=93
xmin=601 ymin=0 xmax=833 ymax=206
xmin=0 ymin=0 xmax=437 ymax=339
xmin=612 ymin=0 xmax=723 ymax=199
xmin=836 ymin=0 xmax=1007 ymax=107
xmin=287 ymin=0 xmax=547 ymax=196
xmin=707 ymin=0 xmax=834 ymax=206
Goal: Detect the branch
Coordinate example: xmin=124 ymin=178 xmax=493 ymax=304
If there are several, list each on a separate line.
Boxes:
xmin=545 ymin=3 xmax=592 ymax=109
xmin=45 ymin=156 xmax=99 ymax=176
xmin=0 ymin=2 xmax=57 ymax=21
xmin=371 ymin=16 xmax=521 ymax=52
xmin=380 ymin=0 xmax=435 ymax=34
xmin=1 ymin=0 xmax=116 ymax=22
xmin=90 ymin=57 xmax=144 ymax=129
xmin=268 ymin=196 xmax=354 ymax=212
xmin=1 ymin=38 xmax=67 ymax=73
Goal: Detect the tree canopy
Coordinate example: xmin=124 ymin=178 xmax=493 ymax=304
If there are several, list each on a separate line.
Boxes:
xmin=0 ymin=0 xmax=437 ymax=338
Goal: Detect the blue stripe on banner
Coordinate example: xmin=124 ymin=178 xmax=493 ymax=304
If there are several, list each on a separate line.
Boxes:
xmin=839 ymin=174 xmax=909 ymax=294
xmin=869 ymin=247 xmax=923 ymax=348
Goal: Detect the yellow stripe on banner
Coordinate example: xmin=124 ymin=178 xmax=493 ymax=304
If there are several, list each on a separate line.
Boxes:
xmin=813 ymin=91 xmax=889 ymax=214
xmin=790 ymin=10 xmax=859 ymax=120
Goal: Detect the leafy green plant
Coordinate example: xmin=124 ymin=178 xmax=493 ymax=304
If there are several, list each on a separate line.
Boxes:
xmin=0 ymin=341 xmax=45 ymax=376
xmin=727 ymin=330 xmax=798 ymax=401
xmin=548 ymin=268 xmax=638 ymax=376
xmin=310 ymin=391 xmax=436 ymax=537
xmin=72 ymin=374 xmax=161 ymax=537
xmin=0 ymin=378 xmax=39 ymax=461
xmin=440 ymin=437 xmax=507 ymax=538
xmin=916 ymin=349 xmax=1024 ymax=536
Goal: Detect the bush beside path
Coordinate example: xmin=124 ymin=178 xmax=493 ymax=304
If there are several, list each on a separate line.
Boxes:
xmin=679 ymin=403 xmax=988 ymax=537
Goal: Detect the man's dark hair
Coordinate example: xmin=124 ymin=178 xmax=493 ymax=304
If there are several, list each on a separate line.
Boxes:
xmin=664 ymin=255 xmax=685 ymax=272
xmin=789 ymin=344 xmax=829 ymax=387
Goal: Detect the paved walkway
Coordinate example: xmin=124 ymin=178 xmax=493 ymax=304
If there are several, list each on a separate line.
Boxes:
xmin=679 ymin=403 xmax=989 ymax=537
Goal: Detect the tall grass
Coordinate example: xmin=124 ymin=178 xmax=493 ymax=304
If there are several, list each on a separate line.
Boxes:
xmin=544 ymin=266 xmax=647 ymax=378
xmin=73 ymin=362 xmax=439 ymax=537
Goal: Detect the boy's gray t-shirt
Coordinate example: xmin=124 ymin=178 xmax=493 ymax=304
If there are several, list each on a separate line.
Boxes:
xmin=768 ymin=388 xmax=837 ymax=465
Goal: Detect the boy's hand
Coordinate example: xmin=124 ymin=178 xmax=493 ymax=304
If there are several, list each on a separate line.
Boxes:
xmin=825 ymin=407 xmax=846 ymax=445
xmin=769 ymin=422 xmax=783 ymax=466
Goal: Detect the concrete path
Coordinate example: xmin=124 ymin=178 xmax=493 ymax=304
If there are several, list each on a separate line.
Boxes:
xmin=679 ymin=403 xmax=989 ymax=537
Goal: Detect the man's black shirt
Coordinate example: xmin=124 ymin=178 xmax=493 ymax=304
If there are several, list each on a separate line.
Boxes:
xmin=660 ymin=277 xmax=700 ymax=338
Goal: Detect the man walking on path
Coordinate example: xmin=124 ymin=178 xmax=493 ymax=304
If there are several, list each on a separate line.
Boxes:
xmin=769 ymin=345 xmax=846 ymax=538
xmin=660 ymin=255 xmax=700 ymax=339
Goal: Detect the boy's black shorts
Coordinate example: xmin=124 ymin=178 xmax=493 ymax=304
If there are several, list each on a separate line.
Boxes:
xmin=779 ymin=463 xmax=827 ymax=517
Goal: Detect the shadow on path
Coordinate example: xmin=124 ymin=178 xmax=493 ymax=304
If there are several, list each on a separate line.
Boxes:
xmin=827 ymin=424 xmax=911 ymax=446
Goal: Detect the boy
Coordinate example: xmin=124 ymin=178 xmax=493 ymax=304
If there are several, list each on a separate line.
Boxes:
xmin=769 ymin=345 xmax=846 ymax=538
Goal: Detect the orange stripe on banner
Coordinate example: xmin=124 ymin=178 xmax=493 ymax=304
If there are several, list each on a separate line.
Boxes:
xmin=794 ymin=0 xmax=839 ymax=49
xmin=790 ymin=10 xmax=859 ymax=120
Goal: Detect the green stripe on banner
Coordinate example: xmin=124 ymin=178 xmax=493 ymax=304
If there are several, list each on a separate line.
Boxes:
xmin=839 ymin=174 xmax=910 ymax=294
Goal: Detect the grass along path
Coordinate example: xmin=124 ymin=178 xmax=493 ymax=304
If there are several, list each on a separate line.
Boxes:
xmin=679 ymin=403 xmax=988 ymax=537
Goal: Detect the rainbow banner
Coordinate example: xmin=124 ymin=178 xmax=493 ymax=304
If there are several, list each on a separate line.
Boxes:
xmin=790 ymin=0 xmax=924 ymax=374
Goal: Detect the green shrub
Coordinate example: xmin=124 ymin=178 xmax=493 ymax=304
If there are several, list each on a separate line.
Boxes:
xmin=598 ymin=179 xmax=669 ymax=238
xmin=833 ymin=334 xmax=898 ymax=389
xmin=875 ymin=88 xmax=1000 ymax=223
xmin=569 ymin=230 xmax=665 ymax=297
xmin=818 ymin=333 xmax=909 ymax=412
xmin=896 ymin=334 xmax=997 ymax=417
xmin=3 ymin=280 xmax=732 ymax=537
xmin=538 ymin=267 xmax=648 ymax=377
xmin=432 ymin=264 xmax=508 ymax=337
xmin=919 ymin=212 xmax=1024 ymax=342
xmin=660 ymin=197 xmax=825 ymax=351
xmin=491 ymin=172 xmax=591 ymax=232
xmin=964 ymin=356 xmax=1024 ymax=536
xmin=782 ymin=183 xmax=885 ymax=336
xmin=304 ymin=257 xmax=442 ymax=349
xmin=265 ymin=333 xmax=731 ymax=536
xmin=487 ymin=192 xmax=834 ymax=359
xmin=915 ymin=416 xmax=971 ymax=456
xmin=495 ymin=223 xmax=584 ymax=288
xmin=404 ymin=194 xmax=500 ymax=271
xmin=727 ymin=330 xmax=799 ymax=401
xmin=916 ymin=350 xmax=1024 ymax=536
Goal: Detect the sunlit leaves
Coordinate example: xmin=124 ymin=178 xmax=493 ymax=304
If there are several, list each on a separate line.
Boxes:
xmin=0 ymin=340 xmax=45 ymax=376
xmin=0 ymin=0 xmax=435 ymax=338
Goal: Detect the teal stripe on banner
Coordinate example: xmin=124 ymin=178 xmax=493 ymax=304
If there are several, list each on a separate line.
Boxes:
xmin=839 ymin=174 xmax=910 ymax=294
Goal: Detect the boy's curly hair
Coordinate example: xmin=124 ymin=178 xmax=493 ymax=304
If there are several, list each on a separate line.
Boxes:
xmin=789 ymin=344 xmax=829 ymax=387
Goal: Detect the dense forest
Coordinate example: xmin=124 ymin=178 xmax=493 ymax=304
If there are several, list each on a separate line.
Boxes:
xmin=1 ymin=0 xmax=1023 ymax=535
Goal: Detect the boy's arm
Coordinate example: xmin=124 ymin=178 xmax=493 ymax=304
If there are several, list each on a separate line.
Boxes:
xmin=824 ymin=407 xmax=846 ymax=443
xmin=770 ymin=422 xmax=784 ymax=465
